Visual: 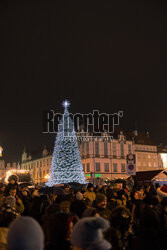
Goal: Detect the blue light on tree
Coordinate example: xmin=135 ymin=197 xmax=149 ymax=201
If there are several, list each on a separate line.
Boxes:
xmin=46 ymin=100 xmax=86 ymax=186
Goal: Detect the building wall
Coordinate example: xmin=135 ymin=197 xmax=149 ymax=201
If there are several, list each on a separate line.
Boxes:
xmin=134 ymin=144 xmax=160 ymax=171
xmin=79 ymin=133 xmax=134 ymax=180
xmin=20 ymin=133 xmax=164 ymax=183
xmin=22 ymin=156 xmax=52 ymax=184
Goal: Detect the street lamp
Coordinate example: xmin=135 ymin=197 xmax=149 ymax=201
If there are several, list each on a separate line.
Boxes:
xmin=0 ymin=146 xmax=3 ymax=157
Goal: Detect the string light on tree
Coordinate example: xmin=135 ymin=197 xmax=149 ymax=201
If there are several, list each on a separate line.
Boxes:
xmin=46 ymin=100 xmax=86 ymax=186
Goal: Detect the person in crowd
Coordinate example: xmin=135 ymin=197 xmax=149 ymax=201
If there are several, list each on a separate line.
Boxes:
xmin=131 ymin=207 xmax=163 ymax=250
xmin=5 ymin=175 xmax=19 ymax=196
xmin=6 ymin=187 xmax=24 ymax=215
xmin=18 ymin=185 xmax=32 ymax=215
xmin=76 ymin=191 xmax=84 ymax=201
xmin=0 ymin=203 xmax=17 ymax=250
xmin=7 ymin=216 xmax=44 ymax=250
xmin=44 ymin=212 xmax=78 ymax=250
xmin=106 ymin=206 xmax=132 ymax=250
xmin=63 ymin=184 xmax=71 ymax=195
xmin=94 ymin=193 xmax=111 ymax=220
xmin=70 ymin=199 xmax=87 ymax=218
xmin=71 ymin=216 xmax=111 ymax=250
xmin=85 ymin=183 xmax=96 ymax=204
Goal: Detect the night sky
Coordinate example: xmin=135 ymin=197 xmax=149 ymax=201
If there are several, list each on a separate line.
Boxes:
xmin=0 ymin=0 xmax=167 ymax=162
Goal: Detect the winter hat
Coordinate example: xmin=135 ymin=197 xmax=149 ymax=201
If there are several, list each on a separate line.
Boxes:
xmin=71 ymin=217 xmax=111 ymax=250
xmin=96 ymin=193 xmax=106 ymax=205
xmin=87 ymin=183 xmax=94 ymax=189
xmin=8 ymin=175 xmax=18 ymax=182
xmin=76 ymin=191 xmax=83 ymax=200
xmin=7 ymin=216 xmax=44 ymax=250
xmin=157 ymin=185 xmax=167 ymax=200
xmin=5 ymin=196 xmax=16 ymax=208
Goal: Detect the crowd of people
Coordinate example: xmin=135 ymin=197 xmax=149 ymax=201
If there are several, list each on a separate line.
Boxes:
xmin=0 ymin=175 xmax=167 ymax=250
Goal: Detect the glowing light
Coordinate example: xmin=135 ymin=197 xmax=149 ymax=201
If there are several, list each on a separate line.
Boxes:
xmin=5 ymin=169 xmax=30 ymax=183
xmin=44 ymin=174 xmax=50 ymax=179
xmin=0 ymin=146 xmax=3 ymax=157
xmin=160 ymin=153 xmax=167 ymax=168
xmin=46 ymin=101 xmax=86 ymax=186
xmin=62 ymin=100 xmax=70 ymax=108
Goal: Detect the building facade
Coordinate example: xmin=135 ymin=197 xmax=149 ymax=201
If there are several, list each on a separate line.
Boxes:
xmin=19 ymin=131 xmax=164 ymax=184
xmin=21 ymin=148 xmax=52 ymax=184
xmin=79 ymin=131 xmax=133 ymax=181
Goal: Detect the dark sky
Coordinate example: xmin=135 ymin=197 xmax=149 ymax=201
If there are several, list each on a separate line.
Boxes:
xmin=0 ymin=0 xmax=167 ymax=162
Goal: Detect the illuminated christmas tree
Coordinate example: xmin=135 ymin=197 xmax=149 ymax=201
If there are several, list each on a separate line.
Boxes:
xmin=46 ymin=100 xmax=86 ymax=186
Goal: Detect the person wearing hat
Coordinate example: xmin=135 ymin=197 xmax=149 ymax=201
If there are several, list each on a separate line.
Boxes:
xmin=85 ymin=183 xmax=96 ymax=204
xmin=7 ymin=216 xmax=44 ymax=250
xmin=71 ymin=216 xmax=111 ymax=250
xmin=5 ymin=175 xmax=19 ymax=196
xmin=6 ymin=187 xmax=24 ymax=215
xmin=95 ymin=193 xmax=111 ymax=220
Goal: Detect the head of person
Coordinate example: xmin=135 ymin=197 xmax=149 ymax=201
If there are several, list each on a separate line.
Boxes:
xmin=7 ymin=216 xmax=44 ymax=250
xmin=20 ymin=185 xmax=29 ymax=196
xmin=81 ymin=190 xmax=86 ymax=199
xmin=76 ymin=191 xmax=83 ymax=201
xmin=70 ymin=200 xmax=87 ymax=218
xmin=96 ymin=193 xmax=107 ymax=209
xmin=5 ymin=196 xmax=16 ymax=208
xmin=110 ymin=206 xmax=132 ymax=235
xmin=8 ymin=175 xmax=18 ymax=185
xmin=64 ymin=184 xmax=70 ymax=193
xmin=44 ymin=212 xmax=78 ymax=246
xmin=71 ymin=217 xmax=111 ymax=250
xmin=87 ymin=183 xmax=94 ymax=192
xmin=9 ymin=188 xmax=17 ymax=197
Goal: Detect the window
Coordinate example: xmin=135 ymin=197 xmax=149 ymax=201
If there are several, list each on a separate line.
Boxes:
xmin=104 ymin=163 xmax=109 ymax=172
xmin=121 ymin=163 xmax=126 ymax=172
xmin=95 ymin=162 xmax=100 ymax=172
xmin=113 ymin=143 xmax=116 ymax=156
xmin=113 ymin=163 xmax=117 ymax=172
xmin=120 ymin=143 xmax=124 ymax=157
xmin=86 ymin=163 xmax=90 ymax=172
xmin=43 ymin=170 xmax=45 ymax=176
xmin=128 ymin=144 xmax=131 ymax=154
xmin=83 ymin=164 xmax=85 ymax=172
xmin=104 ymin=142 xmax=108 ymax=156
xmin=86 ymin=142 xmax=89 ymax=155
xmin=95 ymin=142 xmax=99 ymax=155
